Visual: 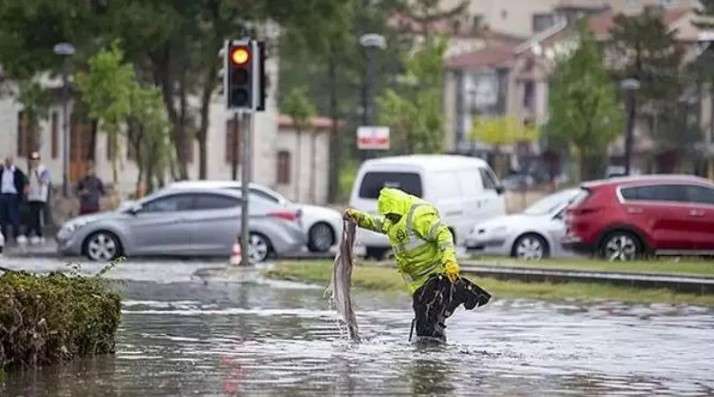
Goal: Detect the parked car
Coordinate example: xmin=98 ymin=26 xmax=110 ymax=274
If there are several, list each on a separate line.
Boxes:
xmin=349 ymin=155 xmax=506 ymax=259
xmin=57 ymin=186 xmax=305 ymax=262
xmin=466 ymin=188 xmax=580 ymax=259
xmin=169 ymin=180 xmax=342 ymax=253
xmin=563 ymin=175 xmax=714 ymax=260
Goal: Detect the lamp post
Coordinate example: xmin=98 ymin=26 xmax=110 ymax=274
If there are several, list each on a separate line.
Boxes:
xmin=54 ymin=42 xmax=75 ymax=197
xmin=359 ymin=33 xmax=386 ymax=159
xmin=620 ymin=78 xmax=640 ymax=176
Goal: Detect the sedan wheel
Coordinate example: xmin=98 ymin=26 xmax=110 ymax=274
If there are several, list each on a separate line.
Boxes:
xmin=85 ymin=232 xmax=120 ymax=261
xmin=602 ymin=232 xmax=640 ymax=261
xmin=248 ymin=233 xmax=271 ymax=263
xmin=513 ymin=234 xmax=548 ymax=260
xmin=308 ymin=223 xmax=334 ymax=253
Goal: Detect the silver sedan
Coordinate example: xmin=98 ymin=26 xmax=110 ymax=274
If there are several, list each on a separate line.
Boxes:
xmin=57 ymin=186 xmax=306 ymax=262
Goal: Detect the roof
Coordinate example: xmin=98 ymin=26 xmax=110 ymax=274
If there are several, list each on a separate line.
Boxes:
xmin=582 ymin=174 xmax=713 ymax=188
xmin=540 ymin=6 xmax=692 ymax=45
xmin=363 ymin=155 xmax=488 ymax=171
xmin=278 ymin=114 xmax=342 ymax=130
xmin=446 ymin=45 xmax=516 ymax=70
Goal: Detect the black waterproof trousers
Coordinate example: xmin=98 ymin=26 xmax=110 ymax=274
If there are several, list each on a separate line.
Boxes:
xmin=411 ymin=274 xmax=491 ymax=341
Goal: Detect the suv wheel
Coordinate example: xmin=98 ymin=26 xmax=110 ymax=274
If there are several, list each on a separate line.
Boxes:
xmin=601 ymin=231 xmax=641 ymax=261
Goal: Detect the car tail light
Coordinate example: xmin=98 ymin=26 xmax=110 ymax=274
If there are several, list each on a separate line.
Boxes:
xmin=268 ymin=210 xmax=300 ymax=222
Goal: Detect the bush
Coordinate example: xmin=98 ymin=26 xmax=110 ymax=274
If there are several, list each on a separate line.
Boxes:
xmin=0 ymin=270 xmax=121 ymax=372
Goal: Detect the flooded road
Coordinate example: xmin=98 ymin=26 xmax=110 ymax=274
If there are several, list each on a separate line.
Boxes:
xmin=1 ymin=260 xmax=714 ymax=396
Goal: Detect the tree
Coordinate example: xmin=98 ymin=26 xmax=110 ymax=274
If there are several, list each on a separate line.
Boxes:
xmin=282 ymin=87 xmax=316 ymax=201
xmin=609 ymin=7 xmax=685 ymax=166
xmin=75 ymin=43 xmax=135 ymax=185
xmin=693 ymin=0 xmax=714 ymax=173
xmin=546 ymin=28 xmax=623 ymax=181
xmin=377 ymin=37 xmax=447 ymax=154
xmin=16 ymin=80 xmax=50 ymax=158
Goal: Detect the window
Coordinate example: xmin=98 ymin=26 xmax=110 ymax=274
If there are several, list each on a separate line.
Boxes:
xmin=620 ymin=185 xmax=687 ymax=202
xmin=142 ymin=194 xmax=193 ymax=213
xmin=277 ymin=151 xmax=290 ymax=184
xmin=479 ymin=168 xmax=499 ymax=191
xmin=17 ymin=111 xmax=31 ymax=157
xmin=685 ymin=185 xmax=714 ymax=205
xmin=532 ymin=13 xmax=556 ymax=33
xmin=358 ymin=172 xmax=422 ymax=199
xmin=523 ymin=80 xmax=535 ymax=110
xmin=193 ymin=193 xmax=240 ymax=210
xmin=225 ymin=118 xmax=240 ymax=163
xmin=51 ymin=112 xmax=59 ymax=159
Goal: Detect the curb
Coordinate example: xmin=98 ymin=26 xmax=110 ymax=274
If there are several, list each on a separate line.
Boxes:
xmin=461 ymin=264 xmax=714 ymax=294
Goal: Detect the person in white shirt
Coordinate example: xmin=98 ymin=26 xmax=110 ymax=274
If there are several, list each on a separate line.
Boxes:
xmin=0 ymin=156 xmax=27 ymax=242
xmin=26 ymin=151 xmax=51 ymax=244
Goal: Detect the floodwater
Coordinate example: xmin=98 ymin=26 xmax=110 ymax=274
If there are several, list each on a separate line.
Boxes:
xmin=1 ymin=262 xmax=714 ymax=396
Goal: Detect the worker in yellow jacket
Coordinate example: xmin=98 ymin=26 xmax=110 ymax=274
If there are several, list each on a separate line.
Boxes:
xmin=344 ymin=187 xmax=490 ymax=342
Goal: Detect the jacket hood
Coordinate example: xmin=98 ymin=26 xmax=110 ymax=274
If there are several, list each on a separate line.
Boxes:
xmin=377 ymin=187 xmax=416 ymax=216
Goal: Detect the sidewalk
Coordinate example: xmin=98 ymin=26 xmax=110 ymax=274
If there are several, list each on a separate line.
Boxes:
xmin=460 ymin=262 xmax=714 ymax=294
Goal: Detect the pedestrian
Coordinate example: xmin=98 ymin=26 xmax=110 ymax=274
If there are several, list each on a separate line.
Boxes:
xmin=76 ymin=163 xmax=105 ymax=215
xmin=26 ymin=151 xmax=51 ymax=244
xmin=0 ymin=156 xmax=28 ymax=243
xmin=343 ymin=187 xmax=490 ymax=343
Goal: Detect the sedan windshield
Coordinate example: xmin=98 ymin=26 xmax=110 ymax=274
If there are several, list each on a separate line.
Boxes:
xmin=523 ymin=189 xmax=579 ymax=215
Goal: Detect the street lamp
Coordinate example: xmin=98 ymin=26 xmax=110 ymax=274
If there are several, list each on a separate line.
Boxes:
xmin=620 ymin=78 xmax=640 ymax=176
xmin=54 ymin=42 xmax=75 ymax=197
xmin=359 ymin=33 xmax=386 ymax=126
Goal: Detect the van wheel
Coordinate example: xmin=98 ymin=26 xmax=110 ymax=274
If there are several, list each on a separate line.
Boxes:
xmin=600 ymin=231 xmax=641 ymax=261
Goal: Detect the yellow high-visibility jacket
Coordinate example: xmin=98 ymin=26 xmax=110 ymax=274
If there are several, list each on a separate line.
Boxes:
xmin=351 ymin=187 xmax=457 ymax=292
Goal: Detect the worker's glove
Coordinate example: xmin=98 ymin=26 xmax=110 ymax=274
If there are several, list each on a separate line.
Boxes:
xmin=444 ymin=259 xmax=460 ymax=283
xmin=343 ymin=208 xmax=358 ymax=223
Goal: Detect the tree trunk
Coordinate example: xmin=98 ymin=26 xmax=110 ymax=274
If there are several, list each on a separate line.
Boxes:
xmin=153 ymin=48 xmax=189 ymax=180
xmin=327 ymin=52 xmax=340 ymax=203
xmin=196 ymin=52 xmax=219 ymax=179
xmin=310 ymin=131 xmax=317 ymax=204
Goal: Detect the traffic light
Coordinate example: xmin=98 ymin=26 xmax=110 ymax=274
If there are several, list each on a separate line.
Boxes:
xmin=224 ymin=39 xmax=267 ymax=111
xmin=226 ymin=40 xmax=253 ymax=110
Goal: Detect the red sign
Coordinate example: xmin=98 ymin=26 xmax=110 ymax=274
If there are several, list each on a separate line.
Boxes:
xmin=357 ymin=126 xmax=390 ymax=150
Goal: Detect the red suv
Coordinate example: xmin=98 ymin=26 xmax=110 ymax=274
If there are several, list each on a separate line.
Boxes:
xmin=563 ymin=175 xmax=714 ymax=260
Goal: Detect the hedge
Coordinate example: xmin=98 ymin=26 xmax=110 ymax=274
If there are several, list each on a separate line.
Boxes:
xmin=0 ymin=269 xmax=121 ymax=373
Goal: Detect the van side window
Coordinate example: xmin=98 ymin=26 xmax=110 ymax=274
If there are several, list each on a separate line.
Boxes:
xmin=479 ymin=168 xmax=498 ymax=191
xmin=359 ymin=172 xmax=423 ymax=198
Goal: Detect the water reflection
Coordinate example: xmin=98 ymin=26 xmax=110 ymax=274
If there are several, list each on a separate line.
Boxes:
xmin=2 ymin=279 xmax=714 ymax=396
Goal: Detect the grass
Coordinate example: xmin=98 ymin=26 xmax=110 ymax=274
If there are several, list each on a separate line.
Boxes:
xmin=266 ymin=260 xmax=714 ymax=306
xmin=467 ymin=256 xmax=714 ymax=277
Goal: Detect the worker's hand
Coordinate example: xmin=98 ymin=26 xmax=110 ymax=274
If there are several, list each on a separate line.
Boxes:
xmin=444 ymin=259 xmax=460 ymax=283
xmin=343 ymin=208 xmax=358 ymax=223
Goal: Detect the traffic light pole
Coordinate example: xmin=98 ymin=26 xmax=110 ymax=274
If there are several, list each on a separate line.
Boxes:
xmin=239 ymin=39 xmax=259 ymax=266
xmin=239 ymin=109 xmax=252 ymax=266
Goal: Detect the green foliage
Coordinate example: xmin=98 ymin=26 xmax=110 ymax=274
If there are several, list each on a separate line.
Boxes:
xmin=282 ymin=86 xmax=317 ymax=133
xmin=16 ymin=80 xmax=51 ymax=145
xmin=470 ymin=116 xmax=539 ymax=146
xmin=338 ymin=158 xmax=359 ymax=203
xmin=546 ymin=27 xmax=623 ymax=181
xmin=0 ymin=270 xmax=121 ymax=372
xmin=377 ymin=38 xmax=447 ymax=154
xmin=609 ymin=8 xmax=683 ymax=108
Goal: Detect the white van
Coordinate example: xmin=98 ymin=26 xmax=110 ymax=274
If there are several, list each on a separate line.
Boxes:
xmin=349 ymin=155 xmax=506 ymax=259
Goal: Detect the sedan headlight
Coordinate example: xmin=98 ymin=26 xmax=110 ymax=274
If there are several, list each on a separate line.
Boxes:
xmin=58 ymin=219 xmax=92 ymax=238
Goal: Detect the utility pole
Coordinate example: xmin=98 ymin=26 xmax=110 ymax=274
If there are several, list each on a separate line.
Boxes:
xmin=231 ymin=112 xmax=239 ymax=180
